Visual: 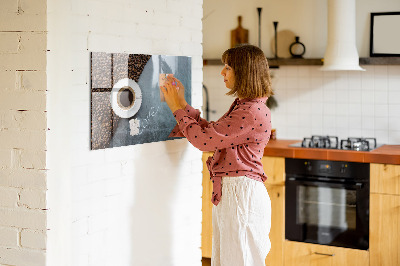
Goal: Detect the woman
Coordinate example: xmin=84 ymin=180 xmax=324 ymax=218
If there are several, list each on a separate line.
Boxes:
xmin=161 ymin=44 xmax=273 ymax=266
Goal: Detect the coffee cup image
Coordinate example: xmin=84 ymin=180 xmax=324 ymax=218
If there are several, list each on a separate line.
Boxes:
xmin=110 ymin=78 xmax=142 ymax=118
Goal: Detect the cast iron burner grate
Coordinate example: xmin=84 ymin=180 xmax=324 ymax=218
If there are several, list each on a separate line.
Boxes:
xmin=301 ymin=135 xmax=339 ymax=149
xmin=340 ymin=137 xmax=377 ymax=151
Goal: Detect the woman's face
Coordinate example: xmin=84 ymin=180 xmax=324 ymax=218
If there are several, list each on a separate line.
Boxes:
xmin=220 ymin=64 xmax=235 ymax=89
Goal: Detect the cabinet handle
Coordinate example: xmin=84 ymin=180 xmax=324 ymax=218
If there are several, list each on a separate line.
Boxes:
xmin=314 ymin=252 xmax=335 ymax=257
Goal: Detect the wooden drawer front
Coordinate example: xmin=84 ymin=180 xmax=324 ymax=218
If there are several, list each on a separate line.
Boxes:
xmin=284 ymin=241 xmax=369 ymax=266
xmin=370 ymin=163 xmax=400 ymax=195
xmin=370 ymin=193 xmax=400 ymax=266
xmin=262 ymin=156 xmax=285 ymax=185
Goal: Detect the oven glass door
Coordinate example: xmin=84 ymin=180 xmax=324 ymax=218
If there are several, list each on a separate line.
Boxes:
xmin=286 ymin=179 xmax=369 ymax=250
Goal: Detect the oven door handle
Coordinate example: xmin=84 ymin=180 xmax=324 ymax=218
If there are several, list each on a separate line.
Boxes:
xmin=287 ymin=177 xmax=364 ymax=189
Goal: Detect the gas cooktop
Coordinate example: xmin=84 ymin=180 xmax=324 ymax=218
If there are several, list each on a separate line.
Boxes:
xmin=289 ymin=135 xmax=382 ymax=151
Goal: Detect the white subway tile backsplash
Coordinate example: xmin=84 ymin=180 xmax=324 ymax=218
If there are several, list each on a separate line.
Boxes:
xmin=374 ymin=77 xmax=388 ymax=91
xmin=388 ymin=76 xmax=400 ymax=91
xmin=389 ymin=117 xmax=400 ymax=131
xmin=389 ymin=104 xmax=400 ymax=117
xmin=374 ymin=90 xmax=388 ymax=104
xmin=361 ymin=90 xmax=375 ymax=104
xmin=374 ymin=65 xmax=388 ymax=77
xmin=375 ymin=104 xmax=389 ymax=117
xmin=388 ymin=91 xmax=400 ymax=104
xmin=388 ymin=131 xmax=400 ymax=144
xmin=361 ymin=104 xmax=374 ymax=116
xmin=374 ymin=130 xmax=389 ymax=144
xmin=205 ymin=65 xmax=400 ymax=144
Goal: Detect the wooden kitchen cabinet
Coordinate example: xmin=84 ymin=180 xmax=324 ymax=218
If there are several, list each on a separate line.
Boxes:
xmin=264 ymin=184 xmax=285 ymax=266
xmin=262 ymin=156 xmax=285 ymax=266
xmin=370 ymin=163 xmax=400 ymax=195
xmin=370 ymin=163 xmax=400 ymax=266
xmin=201 ymin=154 xmax=286 ymax=266
xmin=284 ymin=241 xmax=369 ymax=266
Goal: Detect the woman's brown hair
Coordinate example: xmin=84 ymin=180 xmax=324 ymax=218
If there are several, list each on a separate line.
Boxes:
xmin=221 ymin=44 xmax=273 ymax=99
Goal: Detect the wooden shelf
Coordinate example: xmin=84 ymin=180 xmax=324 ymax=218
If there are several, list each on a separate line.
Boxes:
xmin=359 ymin=57 xmax=400 ymax=65
xmin=203 ymin=57 xmax=400 ymax=67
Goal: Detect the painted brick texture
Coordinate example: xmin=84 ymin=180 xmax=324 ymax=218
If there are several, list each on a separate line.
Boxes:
xmin=0 ymin=0 xmax=47 ymax=265
xmin=46 ymin=0 xmax=203 ymax=266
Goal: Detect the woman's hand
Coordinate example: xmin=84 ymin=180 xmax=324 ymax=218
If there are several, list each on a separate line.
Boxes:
xmin=160 ymin=76 xmax=186 ymax=113
xmin=173 ymin=77 xmax=187 ymax=108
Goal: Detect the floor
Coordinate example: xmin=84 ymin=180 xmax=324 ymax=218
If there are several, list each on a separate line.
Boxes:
xmin=202 ymin=257 xmax=211 ymax=266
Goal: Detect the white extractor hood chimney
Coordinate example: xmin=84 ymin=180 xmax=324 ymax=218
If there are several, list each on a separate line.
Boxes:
xmin=320 ymin=0 xmax=365 ymax=71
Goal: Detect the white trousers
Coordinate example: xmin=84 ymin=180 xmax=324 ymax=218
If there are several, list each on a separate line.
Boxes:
xmin=212 ymin=176 xmax=271 ymax=266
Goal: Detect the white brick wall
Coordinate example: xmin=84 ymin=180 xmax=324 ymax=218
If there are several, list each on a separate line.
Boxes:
xmin=47 ymin=1 xmax=203 ymax=266
xmin=0 ymin=0 xmax=48 ymax=265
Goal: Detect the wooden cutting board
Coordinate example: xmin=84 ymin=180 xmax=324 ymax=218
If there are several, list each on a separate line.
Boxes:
xmin=231 ymin=16 xmax=249 ymax=48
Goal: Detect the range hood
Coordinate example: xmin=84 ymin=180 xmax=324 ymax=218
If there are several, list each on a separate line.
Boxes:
xmin=320 ymin=0 xmax=365 ymax=71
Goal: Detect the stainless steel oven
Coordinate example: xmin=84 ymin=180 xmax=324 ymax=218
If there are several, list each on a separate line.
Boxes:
xmin=285 ymin=158 xmax=369 ymax=250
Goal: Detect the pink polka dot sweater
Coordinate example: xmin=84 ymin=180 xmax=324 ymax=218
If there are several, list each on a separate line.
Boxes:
xmin=169 ymin=97 xmax=271 ymax=206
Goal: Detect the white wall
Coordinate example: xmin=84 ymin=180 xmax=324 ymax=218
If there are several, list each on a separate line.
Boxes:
xmin=46 ymin=0 xmax=203 ymax=266
xmin=203 ymin=0 xmax=400 ymax=145
xmin=0 ymin=0 xmax=48 ymax=265
xmin=203 ymin=0 xmax=400 ymax=58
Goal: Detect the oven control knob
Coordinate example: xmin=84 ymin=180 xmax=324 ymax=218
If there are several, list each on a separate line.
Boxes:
xmin=304 ymin=161 xmax=312 ymax=171
xmin=340 ymin=164 xmax=347 ymax=174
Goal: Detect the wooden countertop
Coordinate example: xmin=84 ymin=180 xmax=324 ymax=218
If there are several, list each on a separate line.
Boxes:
xmin=263 ymin=139 xmax=400 ymax=165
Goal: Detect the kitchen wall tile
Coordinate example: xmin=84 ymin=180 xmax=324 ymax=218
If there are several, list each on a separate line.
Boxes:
xmin=285 ymin=66 xmax=298 ymax=77
xmin=362 ymin=116 xmax=375 ymax=130
xmin=362 ymin=129 xmax=375 ymax=138
xmin=336 ymin=128 xmax=349 ymax=140
xmin=374 ymin=77 xmax=388 ymax=91
xmin=286 ymin=77 xmax=299 ymax=89
xmin=323 ymin=115 xmax=336 ymax=129
xmin=361 ymin=90 xmax=374 ymax=103
xmin=298 ymin=67 xmax=311 ymax=78
xmin=298 ymin=77 xmax=311 ymax=89
xmin=388 ymin=117 xmax=400 ymax=131
xmin=323 ymin=103 xmax=336 ymax=116
xmin=374 ymin=90 xmax=388 ymax=104
xmin=311 ymin=114 xmax=324 ymax=128
xmin=322 ymin=70 xmax=335 ymax=78
xmin=388 ymin=76 xmax=400 ymax=91
xmin=335 ymin=72 xmax=349 ymax=90
xmin=348 ymin=90 xmax=362 ymax=103
xmin=336 ymin=103 xmax=349 ymax=116
xmin=374 ymin=117 xmax=389 ymax=130
xmin=375 ymin=104 xmax=389 ymax=117
xmin=323 ymin=87 xmax=336 ymax=103
xmin=388 ymin=131 xmax=400 ymax=143
xmin=361 ymin=74 xmax=374 ymax=91
xmin=387 ymin=65 xmax=400 ymax=76
xmin=310 ymin=66 xmax=323 ymax=77
xmin=336 ymin=90 xmax=349 ymax=103
xmin=311 ymin=102 xmax=324 ymax=114
xmin=361 ymin=103 xmax=375 ymax=116
xmin=374 ymin=130 xmax=389 ymax=144
xmin=311 ymin=86 xmax=323 ymax=101
xmin=204 ymin=65 xmax=400 ymax=144
xmin=348 ymin=103 xmax=362 ymax=116
xmin=388 ymin=104 xmax=400 ymax=117
xmin=374 ymin=65 xmax=388 ymax=77
xmin=348 ymin=71 xmax=362 ymax=90
xmin=388 ymin=91 xmax=400 ymax=104
xmin=349 ymin=116 xmax=362 ymax=129
xmin=310 ymin=76 xmax=324 ymax=90
xmin=336 ymin=115 xmax=348 ymax=129
xmin=349 ymin=128 xmax=362 ymax=137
